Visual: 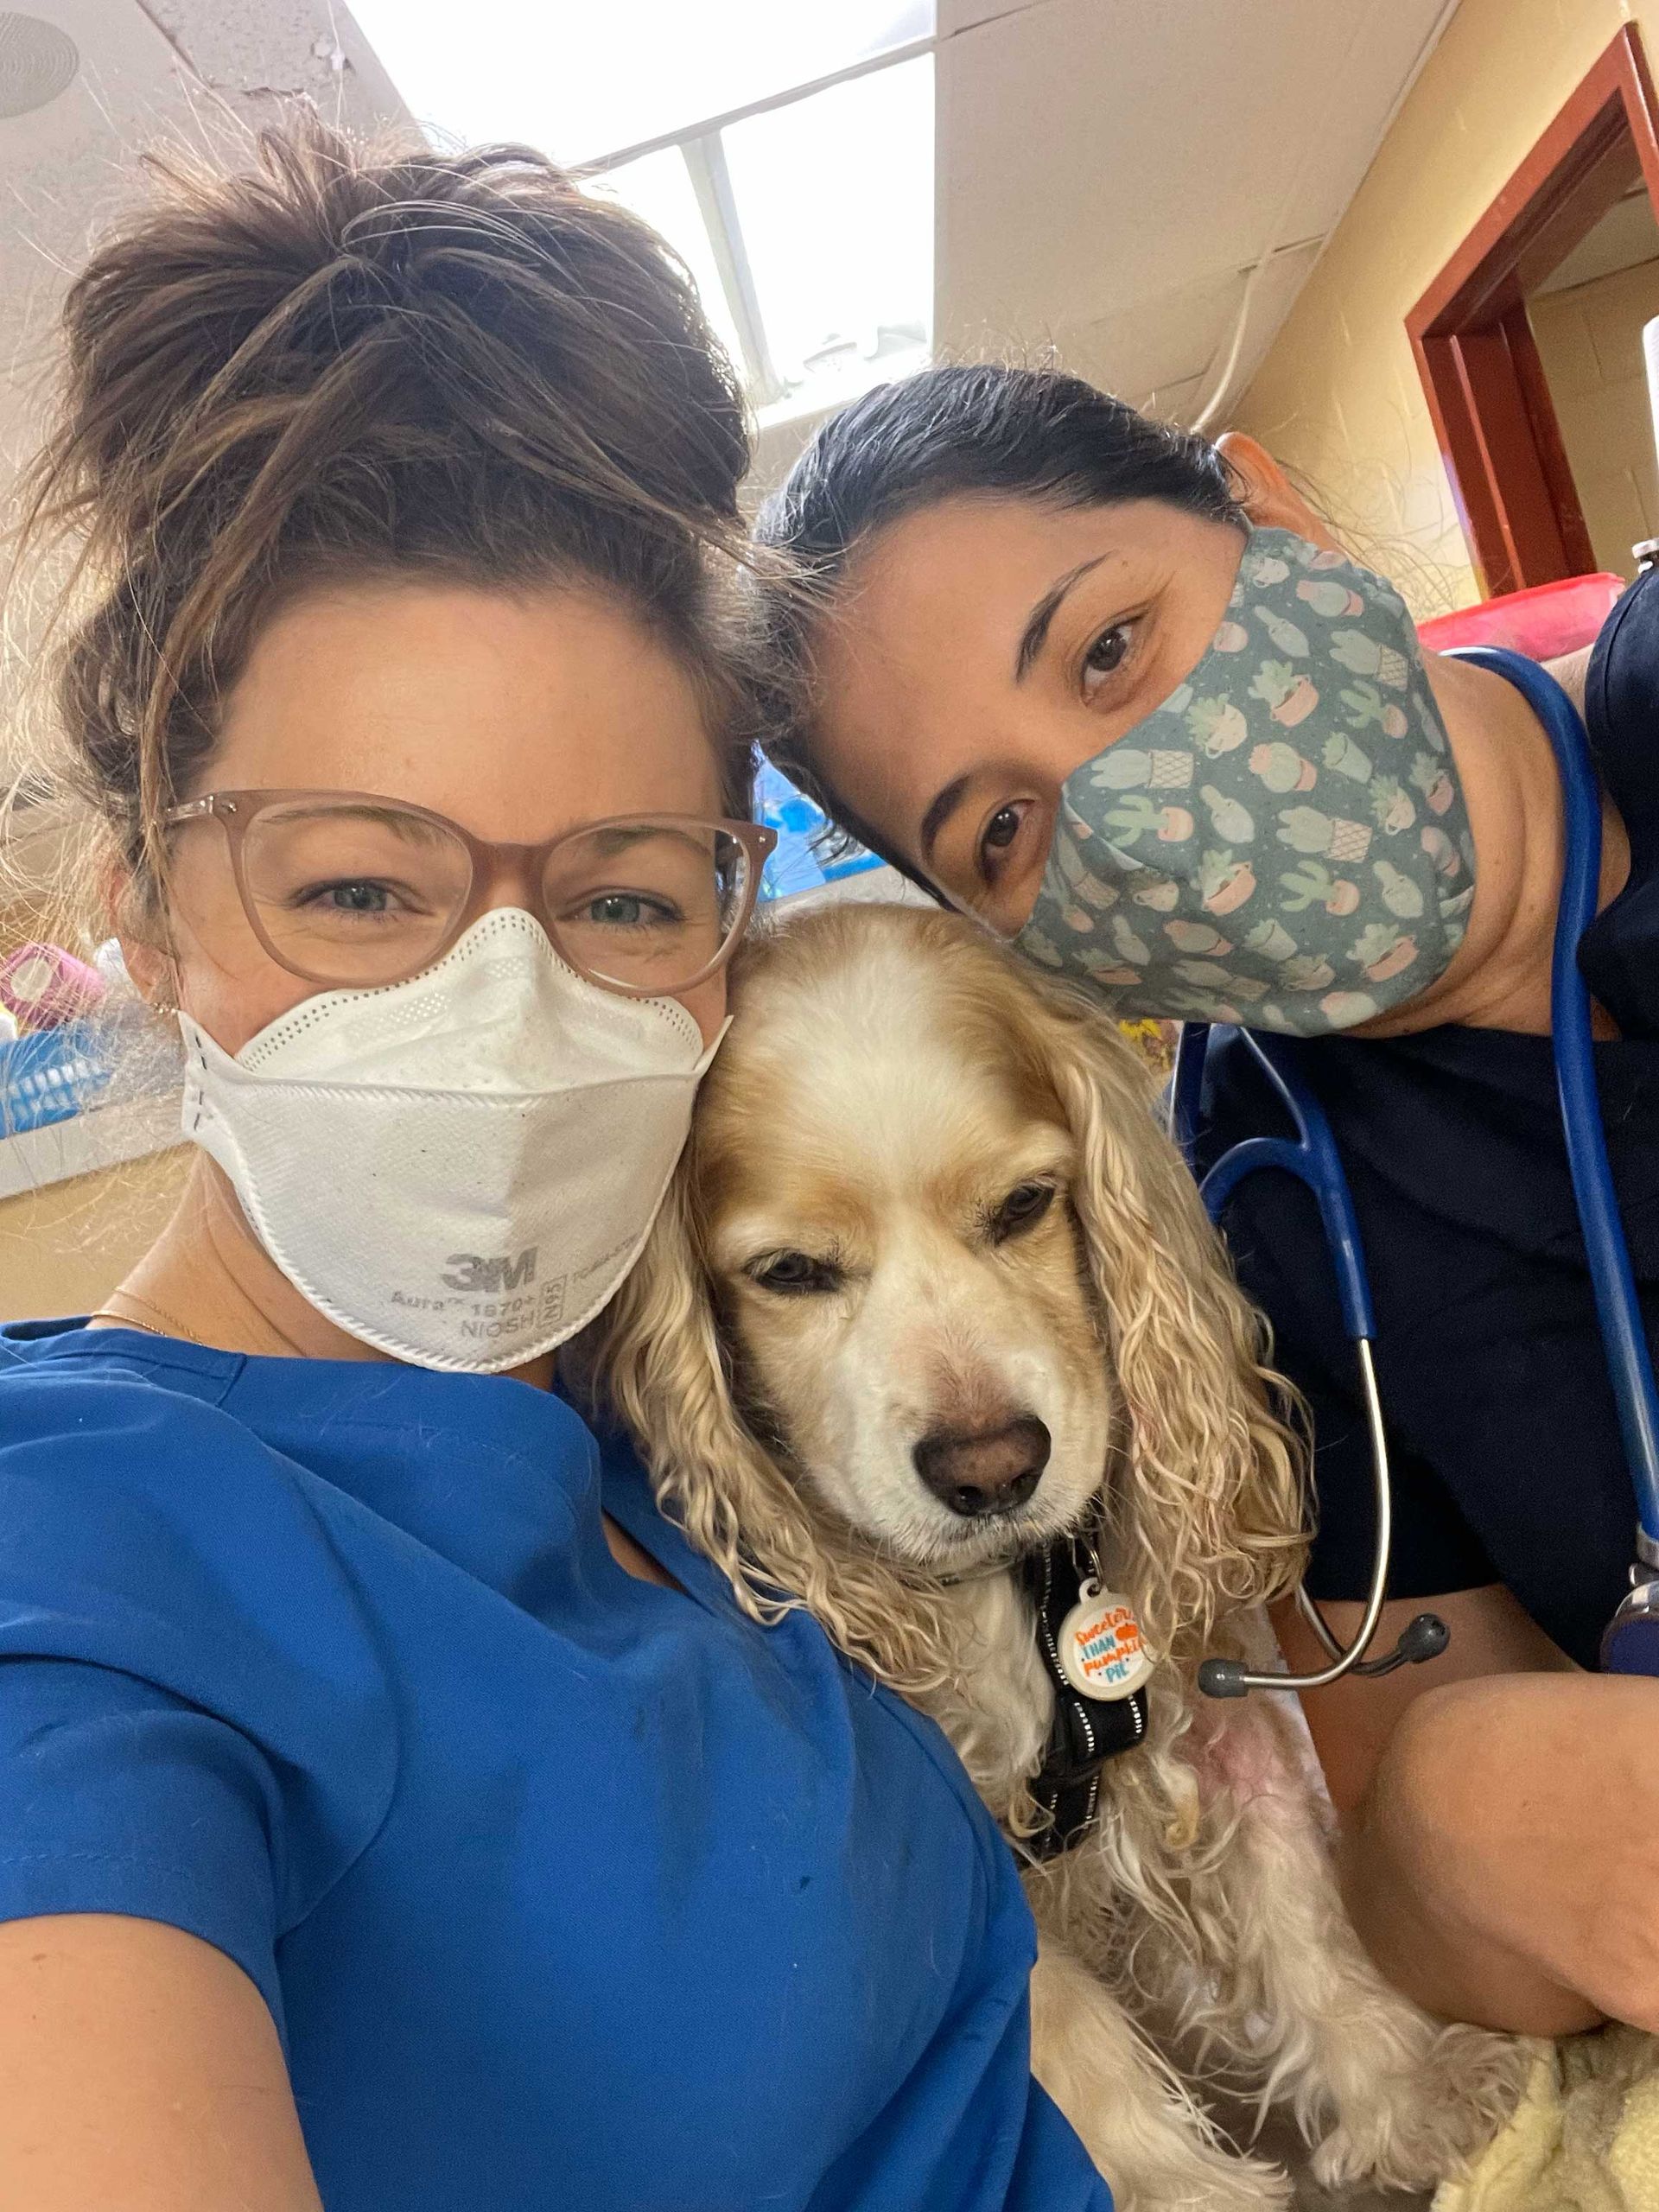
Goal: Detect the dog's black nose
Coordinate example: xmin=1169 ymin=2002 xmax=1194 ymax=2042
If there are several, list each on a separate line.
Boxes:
xmin=912 ymin=1415 xmax=1052 ymax=1518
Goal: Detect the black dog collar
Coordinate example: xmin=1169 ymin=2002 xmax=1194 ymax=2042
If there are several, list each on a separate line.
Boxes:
xmin=1019 ymin=1537 xmax=1147 ymax=1860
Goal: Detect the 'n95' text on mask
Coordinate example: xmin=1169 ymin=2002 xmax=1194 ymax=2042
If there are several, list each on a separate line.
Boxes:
xmin=1015 ymin=527 xmax=1476 ymax=1035
xmin=179 ymin=907 xmax=724 ymax=1372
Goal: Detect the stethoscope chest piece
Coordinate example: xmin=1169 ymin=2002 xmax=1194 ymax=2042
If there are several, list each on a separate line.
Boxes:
xmin=1055 ymin=1580 xmax=1155 ymax=1700
xmin=1602 ymin=1578 xmax=1659 ymax=1675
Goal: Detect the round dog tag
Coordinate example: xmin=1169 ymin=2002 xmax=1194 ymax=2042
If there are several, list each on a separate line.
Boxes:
xmin=1057 ymin=1580 xmax=1154 ymax=1701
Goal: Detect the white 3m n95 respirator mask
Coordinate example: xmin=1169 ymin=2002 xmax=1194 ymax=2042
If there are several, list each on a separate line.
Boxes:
xmin=178 ymin=906 xmax=726 ymax=1373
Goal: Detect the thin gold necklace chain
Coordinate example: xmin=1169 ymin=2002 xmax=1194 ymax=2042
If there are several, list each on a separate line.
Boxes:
xmin=89 ymin=1289 xmax=207 ymax=1347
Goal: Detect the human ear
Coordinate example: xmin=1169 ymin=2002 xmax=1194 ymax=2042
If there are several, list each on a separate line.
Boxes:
xmin=1215 ymin=432 xmax=1344 ymax=555
xmin=104 ymin=860 xmax=178 ymax=1012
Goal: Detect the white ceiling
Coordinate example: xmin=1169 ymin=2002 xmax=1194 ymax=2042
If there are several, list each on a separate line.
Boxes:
xmin=935 ymin=0 xmax=1459 ymax=423
xmin=0 ymin=2 xmax=404 ymax=461
xmin=0 ymin=0 xmax=1462 ymax=489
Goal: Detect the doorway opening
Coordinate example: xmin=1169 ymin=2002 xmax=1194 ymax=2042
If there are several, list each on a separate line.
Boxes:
xmin=1528 ymin=185 xmax=1659 ymax=580
xmin=1408 ymin=24 xmax=1659 ymax=596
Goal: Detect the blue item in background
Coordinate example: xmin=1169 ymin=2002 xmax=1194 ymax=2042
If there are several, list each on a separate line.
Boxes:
xmin=0 ymin=1021 xmax=113 ymax=1138
xmin=756 ymin=761 xmax=882 ymax=902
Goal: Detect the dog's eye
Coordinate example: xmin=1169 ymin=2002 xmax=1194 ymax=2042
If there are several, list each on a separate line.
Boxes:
xmin=989 ymin=1181 xmax=1057 ymax=1242
xmin=747 ymin=1250 xmax=842 ymax=1296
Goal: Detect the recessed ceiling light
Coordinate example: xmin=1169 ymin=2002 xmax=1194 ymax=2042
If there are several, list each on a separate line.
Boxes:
xmin=0 ymin=13 xmax=78 ymax=121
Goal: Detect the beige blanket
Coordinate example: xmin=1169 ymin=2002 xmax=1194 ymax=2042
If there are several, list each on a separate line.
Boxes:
xmin=1434 ymin=2033 xmax=1659 ymax=2212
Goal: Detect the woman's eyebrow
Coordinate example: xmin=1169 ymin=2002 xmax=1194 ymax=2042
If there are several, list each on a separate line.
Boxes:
xmin=919 ymin=772 xmax=973 ymax=868
xmin=1014 ymin=556 xmax=1109 ymax=680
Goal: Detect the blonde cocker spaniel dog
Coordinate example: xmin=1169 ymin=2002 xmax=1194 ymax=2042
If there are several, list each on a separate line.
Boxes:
xmin=589 ymin=902 xmax=1523 ymax=2209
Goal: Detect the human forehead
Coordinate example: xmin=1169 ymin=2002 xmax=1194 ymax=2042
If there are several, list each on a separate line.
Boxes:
xmin=207 ymin=576 xmax=720 ymax=842
xmin=848 ymin=492 xmax=1206 ymax=614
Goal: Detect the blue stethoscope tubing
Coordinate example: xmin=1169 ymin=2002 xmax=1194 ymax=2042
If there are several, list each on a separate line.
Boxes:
xmin=1175 ymin=1019 xmax=1442 ymax=1696
xmin=1458 ymin=650 xmax=1659 ymax=1675
xmin=1176 ymin=644 xmax=1659 ymax=1688
xmin=1456 ymin=652 xmax=1659 ymax=1550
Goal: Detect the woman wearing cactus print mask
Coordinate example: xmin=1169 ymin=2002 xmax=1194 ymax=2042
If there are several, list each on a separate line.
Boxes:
xmin=749 ymin=363 xmax=1659 ymax=2046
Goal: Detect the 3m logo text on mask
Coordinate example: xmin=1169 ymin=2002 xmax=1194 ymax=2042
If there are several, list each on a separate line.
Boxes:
xmin=442 ymin=1249 xmax=539 ymax=1294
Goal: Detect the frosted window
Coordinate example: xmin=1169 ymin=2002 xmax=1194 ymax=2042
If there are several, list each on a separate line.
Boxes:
xmin=724 ymin=55 xmax=933 ymax=411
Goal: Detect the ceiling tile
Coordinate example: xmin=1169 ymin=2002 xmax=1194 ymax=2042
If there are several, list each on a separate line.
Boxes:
xmin=1039 ymin=241 xmax=1320 ymax=410
xmin=937 ymin=0 xmax=1451 ymax=353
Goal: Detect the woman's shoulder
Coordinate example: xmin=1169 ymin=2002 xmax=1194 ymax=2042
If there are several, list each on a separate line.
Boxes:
xmin=0 ymin=1319 xmax=324 ymax=1521
xmin=0 ymin=1321 xmax=397 ymax=1995
xmin=0 ymin=1320 xmax=397 ymax=1776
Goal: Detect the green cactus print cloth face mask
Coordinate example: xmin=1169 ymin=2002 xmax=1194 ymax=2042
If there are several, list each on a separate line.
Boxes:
xmin=1014 ymin=525 xmax=1475 ymax=1035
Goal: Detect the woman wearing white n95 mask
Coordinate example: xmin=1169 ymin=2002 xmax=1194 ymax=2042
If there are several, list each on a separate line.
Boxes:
xmin=0 ymin=133 xmax=1113 ymax=2212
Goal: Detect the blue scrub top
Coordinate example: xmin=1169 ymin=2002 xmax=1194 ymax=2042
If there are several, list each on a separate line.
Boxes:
xmin=0 ymin=1319 xmax=1110 ymax=2212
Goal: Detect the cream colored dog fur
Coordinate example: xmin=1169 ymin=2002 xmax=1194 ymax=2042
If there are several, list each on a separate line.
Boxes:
xmin=591 ymin=903 xmax=1524 ymax=2209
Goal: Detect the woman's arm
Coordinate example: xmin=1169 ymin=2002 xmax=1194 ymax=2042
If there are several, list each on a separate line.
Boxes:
xmin=0 ymin=1915 xmax=324 ymax=2211
xmin=1278 ymin=1586 xmax=1659 ymax=2035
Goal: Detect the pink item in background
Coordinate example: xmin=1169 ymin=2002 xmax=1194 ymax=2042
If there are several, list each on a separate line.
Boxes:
xmin=0 ymin=941 xmax=107 ymax=1029
xmin=1416 ymin=572 xmax=1627 ymax=662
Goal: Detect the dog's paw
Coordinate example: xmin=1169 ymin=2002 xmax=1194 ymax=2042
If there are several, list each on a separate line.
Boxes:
xmin=1307 ymin=2024 xmax=1533 ymax=2193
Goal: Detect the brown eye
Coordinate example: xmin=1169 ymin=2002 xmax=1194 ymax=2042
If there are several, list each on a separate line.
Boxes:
xmin=988 ymin=1180 xmax=1057 ymax=1243
xmin=977 ymin=801 xmax=1030 ymax=881
xmin=748 ymin=1251 xmax=842 ymax=1296
xmin=1082 ymin=621 xmax=1133 ymax=697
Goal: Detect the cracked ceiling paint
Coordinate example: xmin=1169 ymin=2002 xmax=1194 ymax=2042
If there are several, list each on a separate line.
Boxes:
xmin=134 ymin=0 xmax=401 ymax=118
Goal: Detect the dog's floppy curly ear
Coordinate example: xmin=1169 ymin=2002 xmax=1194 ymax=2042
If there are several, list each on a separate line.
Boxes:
xmin=1021 ymin=984 xmax=1307 ymax=1660
xmin=579 ymin=1148 xmax=957 ymax=1694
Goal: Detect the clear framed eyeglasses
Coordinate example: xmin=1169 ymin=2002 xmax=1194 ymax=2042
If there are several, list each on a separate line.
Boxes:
xmin=162 ymin=790 xmax=777 ymax=997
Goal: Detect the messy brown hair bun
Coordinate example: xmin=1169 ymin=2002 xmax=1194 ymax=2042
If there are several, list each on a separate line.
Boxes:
xmin=15 ymin=117 xmax=753 ymax=897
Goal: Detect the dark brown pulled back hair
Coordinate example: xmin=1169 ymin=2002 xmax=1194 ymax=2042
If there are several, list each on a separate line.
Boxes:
xmin=13 ymin=117 xmax=755 ymax=905
xmin=749 ymin=364 xmax=1243 ymax=880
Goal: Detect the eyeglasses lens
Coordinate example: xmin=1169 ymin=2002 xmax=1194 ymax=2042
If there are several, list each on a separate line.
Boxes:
xmin=543 ymin=821 xmax=747 ymax=991
xmin=241 ymin=800 xmax=471 ymax=986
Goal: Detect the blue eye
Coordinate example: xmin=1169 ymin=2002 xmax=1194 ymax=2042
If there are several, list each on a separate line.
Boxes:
xmin=584 ymin=893 xmax=678 ymax=929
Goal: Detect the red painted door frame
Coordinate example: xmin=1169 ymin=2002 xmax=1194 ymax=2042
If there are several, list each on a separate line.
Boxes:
xmin=1408 ymin=24 xmax=1659 ymax=596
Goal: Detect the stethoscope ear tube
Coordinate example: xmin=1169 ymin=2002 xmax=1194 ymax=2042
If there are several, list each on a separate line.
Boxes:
xmin=1449 ymin=647 xmax=1659 ymax=1676
xmin=1450 ymin=650 xmax=1659 ymax=1560
xmin=1176 ymin=1026 xmax=1448 ymax=1697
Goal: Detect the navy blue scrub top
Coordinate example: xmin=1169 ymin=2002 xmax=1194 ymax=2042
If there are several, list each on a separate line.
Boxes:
xmin=1197 ymin=575 xmax=1659 ymax=1669
xmin=0 ymin=1319 xmax=1110 ymax=2212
